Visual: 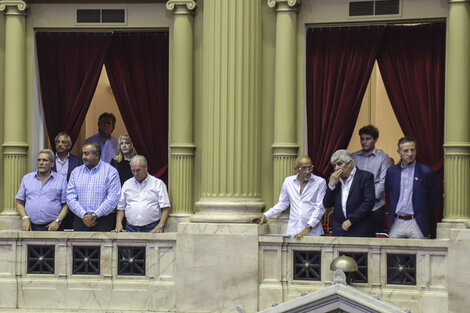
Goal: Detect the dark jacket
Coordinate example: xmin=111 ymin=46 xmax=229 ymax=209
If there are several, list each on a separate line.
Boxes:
xmin=323 ymin=168 xmax=375 ymax=237
xmin=385 ymin=161 xmax=438 ymax=237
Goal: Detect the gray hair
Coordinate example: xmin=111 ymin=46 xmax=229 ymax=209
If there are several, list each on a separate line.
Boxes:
xmin=130 ymin=155 xmax=148 ymax=167
xmin=83 ymin=142 xmax=101 ymax=157
xmin=330 ymin=149 xmax=354 ymax=165
xmin=54 ymin=132 xmax=72 ymax=147
xmin=38 ymin=149 xmax=55 ymax=163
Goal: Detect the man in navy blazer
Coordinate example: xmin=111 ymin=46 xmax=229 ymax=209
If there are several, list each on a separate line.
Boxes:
xmin=323 ymin=150 xmax=375 ymax=237
xmin=51 ymin=132 xmax=83 ymax=182
xmin=51 ymin=132 xmax=83 ymax=229
xmin=385 ymin=136 xmax=438 ymax=239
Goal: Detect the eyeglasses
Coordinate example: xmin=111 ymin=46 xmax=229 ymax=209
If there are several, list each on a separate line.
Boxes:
xmin=296 ymin=165 xmax=313 ymax=172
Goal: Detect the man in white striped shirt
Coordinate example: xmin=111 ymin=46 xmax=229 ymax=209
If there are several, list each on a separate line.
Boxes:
xmin=252 ymin=156 xmax=327 ymax=239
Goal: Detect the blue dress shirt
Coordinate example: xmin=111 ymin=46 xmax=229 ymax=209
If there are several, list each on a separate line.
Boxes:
xmin=16 ymin=171 xmax=67 ymax=224
xmin=352 ymin=148 xmax=390 ymax=211
xmin=84 ymin=133 xmax=119 ymax=163
xmin=66 ymin=161 xmax=121 ymax=218
xmin=395 ymin=161 xmax=416 ymax=216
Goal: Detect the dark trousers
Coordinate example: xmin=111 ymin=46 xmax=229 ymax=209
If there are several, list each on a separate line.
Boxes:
xmin=372 ymin=205 xmax=386 ymax=233
xmin=31 ymin=221 xmax=64 ymax=231
xmin=73 ymin=212 xmax=116 ymax=232
xmin=125 ymin=220 xmax=160 ymax=233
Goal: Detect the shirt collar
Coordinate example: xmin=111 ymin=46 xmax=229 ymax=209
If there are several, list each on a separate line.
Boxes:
xmin=55 ymin=152 xmax=70 ymax=159
xmin=35 ymin=171 xmax=54 ymax=180
xmin=358 ymin=148 xmax=377 ymax=156
xmin=134 ymin=172 xmax=150 ymax=185
xmin=401 ymin=160 xmax=416 ymax=170
xmin=341 ymin=166 xmax=357 ymax=185
xmin=296 ymin=173 xmax=313 ymax=185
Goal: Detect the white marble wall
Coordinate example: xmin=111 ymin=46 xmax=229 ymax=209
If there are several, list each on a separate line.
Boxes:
xmin=259 ymin=236 xmax=449 ymax=313
xmin=0 ymin=227 xmax=457 ymax=313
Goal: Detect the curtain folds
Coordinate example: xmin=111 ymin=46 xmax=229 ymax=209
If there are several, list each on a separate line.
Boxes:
xmin=104 ymin=32 xmax=169 ymax=179
xmin=377 ymin=23 xmax=446 ymax=224
xmin=306 ymin=26 xmax=385 ymax=178
xmin=36 ymin=31 xmax=169 ymax=180
xmin=36 ymin=32 xmax=112 ymax=147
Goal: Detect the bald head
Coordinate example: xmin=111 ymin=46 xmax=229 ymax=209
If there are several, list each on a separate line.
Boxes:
xmin=295 ymin=155 xmax=312 ymax=166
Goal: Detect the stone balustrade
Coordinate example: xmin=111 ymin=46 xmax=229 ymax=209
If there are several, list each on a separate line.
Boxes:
xmin=0 ymin=227 xmax=451 ymax=312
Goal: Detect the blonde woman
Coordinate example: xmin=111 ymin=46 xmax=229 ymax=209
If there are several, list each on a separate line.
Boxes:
xmin=111 ymin=134 xmax=137 ymax=185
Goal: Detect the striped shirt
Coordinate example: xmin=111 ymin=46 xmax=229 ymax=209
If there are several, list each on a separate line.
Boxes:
xmin=66 ymin=161 xmax=121 ymax=218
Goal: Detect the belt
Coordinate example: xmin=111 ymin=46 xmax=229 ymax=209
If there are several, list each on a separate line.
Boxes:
xmin=397 ymin=214 xmax=415 ymax=220
xmin=130 ymin=220 xmax=159 ymax=229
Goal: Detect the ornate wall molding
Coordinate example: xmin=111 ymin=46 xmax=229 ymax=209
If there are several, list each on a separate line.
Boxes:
xmin=166 ymin=0 xmax=197 ymax=12
xmin=0 ymin=0 xmax=27 ymax=14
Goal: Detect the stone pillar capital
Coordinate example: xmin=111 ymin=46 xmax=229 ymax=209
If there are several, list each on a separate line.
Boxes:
xmin=0 ymin=0 xmax=27 ymax=15
xmin=166 ymin=0 xmax=197 ymax=14
xmin=448 ymin=0 xmax=470 ymax=4
xmin=267 ymin=0 xmax=300 ymax=12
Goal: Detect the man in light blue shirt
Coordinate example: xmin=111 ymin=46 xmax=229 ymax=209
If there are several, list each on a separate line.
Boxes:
xmin=352 ymin=125 xmax=390 ymax=234
xmin=16 ymin=149 xmax=68 ymax=231
xmin=84 ymin=112 xmax=119 ymax=163
xmin=67 ymin=142 xmax=121 ymax=231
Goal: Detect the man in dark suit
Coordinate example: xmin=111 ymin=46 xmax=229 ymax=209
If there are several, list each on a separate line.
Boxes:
xmin=385 ymin=136 xmax=438 ymax=239
xmin=52 ymin=132 xmax=82 ymax=181
xmin=52 ymin=132 xmax=82 ymax=229
xmin=323 ymin=149 xmax=375 ymax=237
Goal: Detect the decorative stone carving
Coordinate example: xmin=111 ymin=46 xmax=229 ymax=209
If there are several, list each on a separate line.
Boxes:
xmin=166 ymin=0 xmax=197 ymax=11
xmin=332 ymin=270 xmax=347 ymax=285
xmin=0 ymin=0 xmax=27 ymax=12
xmin=267 ymin=0 xmax=300 ymax=10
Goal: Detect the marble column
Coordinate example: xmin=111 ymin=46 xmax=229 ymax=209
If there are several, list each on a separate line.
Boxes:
xmin=193 ymin=0 xmax=264 ymax=222
xmin=0 ymin=0 xmax=28 ymax=230
xmin=268 ymin=0 xmax=299 ymax=202
xmin=441 ymin=0 xmax=470 ymax=225
xmin=166 ymin=0 xmax=196 ymax=218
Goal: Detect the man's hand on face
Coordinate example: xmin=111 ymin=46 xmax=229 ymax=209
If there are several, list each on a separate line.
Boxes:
xmin=329 ymin=169 xmax=342 ymax=187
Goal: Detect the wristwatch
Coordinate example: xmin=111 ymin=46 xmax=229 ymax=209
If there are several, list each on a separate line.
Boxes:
xmin=158 ymin=223 xmax=165 ymax=229
xmin=92 ymin=213 xmax=99 ymax=221
xmin=306 ymin=225 xmax=313 ymax=231
xmin=55 ymin=218 xmax=62 ymax=225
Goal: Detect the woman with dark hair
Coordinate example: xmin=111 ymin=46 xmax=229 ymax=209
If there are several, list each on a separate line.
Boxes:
xmin=111 ymin=134 xmax=137 ymax=185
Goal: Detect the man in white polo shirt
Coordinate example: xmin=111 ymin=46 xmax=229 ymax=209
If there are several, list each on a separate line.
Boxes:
xmin=112 ymin=155 xmax=170 ymax=233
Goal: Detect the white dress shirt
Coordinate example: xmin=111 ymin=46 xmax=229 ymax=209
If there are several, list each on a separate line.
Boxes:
xmin=329 ymin=167 xmax=357 ymax=219
xmin=117 ymin=173 xmax=170 ymax=226
xmin=264 ymin=174 xmax=327 ymax=236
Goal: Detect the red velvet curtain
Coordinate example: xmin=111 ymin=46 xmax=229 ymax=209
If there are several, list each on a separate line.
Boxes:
xmin=104 ymin=32 xmax=169 ymax=179
xmin=36 ymin=32 xmax=112 ymax=148
xmin=306 ymin=26 xmax=385 ymax=178
xmin=377 ymin=23 xmax=446 ymax=224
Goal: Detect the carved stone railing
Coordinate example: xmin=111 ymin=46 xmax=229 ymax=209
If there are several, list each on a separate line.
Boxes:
xmin=258 ymin=235 xmax=449 ymax=313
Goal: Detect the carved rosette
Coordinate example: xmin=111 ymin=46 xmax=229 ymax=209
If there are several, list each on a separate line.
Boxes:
xmin=0 ymin=0 xmax=27 ymax=14
xmin=267 ymin=0 xmax=300 ymax=11
xmin=166 ymin=0 xmax=197 ymax=12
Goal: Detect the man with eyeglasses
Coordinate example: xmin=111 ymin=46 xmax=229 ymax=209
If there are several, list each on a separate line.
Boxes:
xmin=251 ymin=155 xmax=327 ymax=239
